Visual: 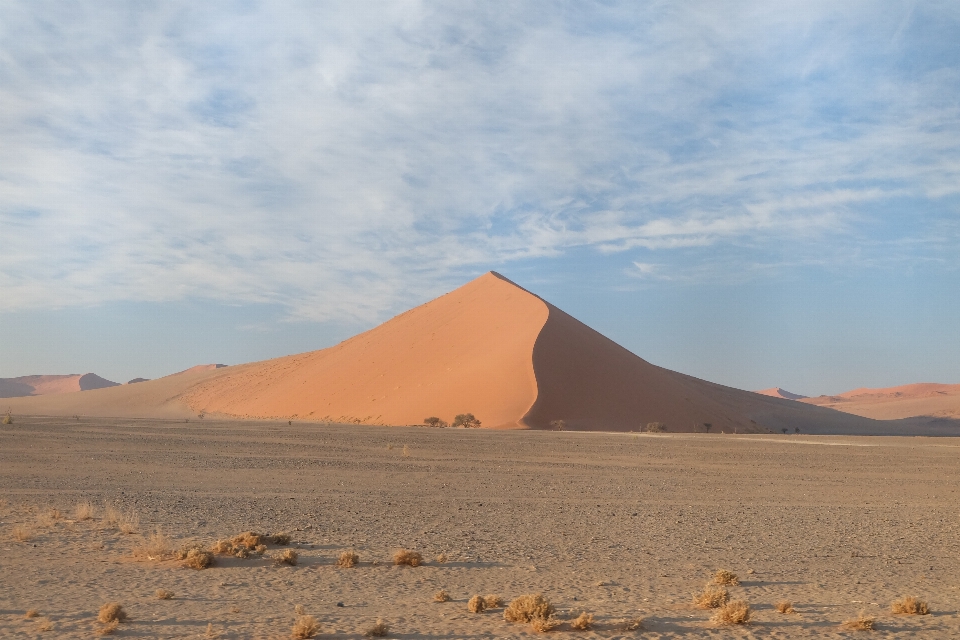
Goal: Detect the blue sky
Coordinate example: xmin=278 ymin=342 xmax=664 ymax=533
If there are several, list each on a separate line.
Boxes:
xmin=1 ymin=1 xmax=958 ymax=395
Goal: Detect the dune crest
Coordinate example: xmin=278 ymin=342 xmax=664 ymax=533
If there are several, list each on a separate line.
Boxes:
xmin=755 ymin=387 xmax=808 ymax=400
xmin=800 ymin=383 xmax=960 ymax=420
xmin=0 ymin=373 xmax=118 ymax=398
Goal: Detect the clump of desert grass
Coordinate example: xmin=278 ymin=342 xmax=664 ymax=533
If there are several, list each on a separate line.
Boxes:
xmin=693 ymin=585 xmax=729 ymax=609
xmin=711 ymin=600 xmax=751 ymax=625
xmin=12 ymin=525 xmax=31 ymax=542
xmin=338 ymin=549 xmax=359 ymax=567
xmin=504 ymin=594 xmax=557 ymax=632
xmin=117 ymin=510 xmax=139 ymax=534
xmin=179 ymin=545 xmax=214 ymax=570
xmin=619 ymin=618 xmax=644 ymax=631
xmin=364 ymin=618 xmax=390 ymax=637
xmin=96 ymin=620 xmax=119 ymax=635
xmin=274 ymin=548 xmax=299 ymax=566
xmin=270 ymin=532 xmax=291 ymax=545
xmin=231 ymin=531 xmax=264 ymax=549
xmin=484 ymin=594 xmax=504 ymax=608
xmin=36 ymin=618 xmax=53 ymax=632
xmin=402 ymin=444 xmax=410 ymax=457
xmin=205 ymin=622 xmax=219 ymax=638
xmin=433 ymin=590 xmax=451 ymax=603
xmin=841 ymin=611 xmax=875 ymax=630
xmin=25 ymin=609 xmax=41 ymax=618
xmin=155 ymin=589 xmax=174 ymax=600
xmin=713 ymin=569 xmax=740 ymax=585
xmin=292 ymin=615 xmax=320 ymax=639
xmin=98 ymin=602 xmax=127 ymax=624
xmin=776 ymin=600 xmax=796 ymax=614
xmin=135 ymin=530 xmax=173 ymax=560
xmin=102 ymin=504 xmax=121 ymax=527
xmin=435 ymin=552 xmax=448 ymax=563
xmin=2 ymin=414 xmax=12 ymax=425
xmin=75 ymin=501 xmax=95 ymax=520
xmin=570 ymin=612 xmax=594 ymax=631
xmin=468 ymin=595 xmax=486 ymax=613
xmin=891 ymin=595 xmax=929 ymax=615
xmin=393 ymin=548 xmax=422 ymax=566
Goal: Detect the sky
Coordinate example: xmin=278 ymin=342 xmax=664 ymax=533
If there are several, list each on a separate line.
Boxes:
xmin=1 ymin=1 xmax=958 ymax=396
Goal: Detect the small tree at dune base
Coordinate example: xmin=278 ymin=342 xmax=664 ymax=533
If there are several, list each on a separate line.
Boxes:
xmin=453 ymin=413 xmax=481 ymax=428
xmin=645 ymin=422 xmax=666 ymax=433
xmin=549 ymin=420 xmax=565 ymax=431
xmin=424 ymin=417 xmax=449 ymax=428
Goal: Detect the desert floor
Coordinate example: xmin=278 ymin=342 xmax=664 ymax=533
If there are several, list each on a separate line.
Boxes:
xmin=1 ymin=418 xmax=959 ymax=638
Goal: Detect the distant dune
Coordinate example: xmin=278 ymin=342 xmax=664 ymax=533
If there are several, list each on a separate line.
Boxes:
xmin=754 ymin=387 xmax=808 ymax=400
xmin=3 ymin=273 xmax=957 ymax=435
xmin=0 ymin=373 xmax=118 ymax=398
xmin=800 ymin=383 xmax=960 ymax=420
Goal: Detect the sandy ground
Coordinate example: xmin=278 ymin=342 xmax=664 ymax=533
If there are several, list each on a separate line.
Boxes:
xmin=2 ymin=418 xmax=959 ymax=638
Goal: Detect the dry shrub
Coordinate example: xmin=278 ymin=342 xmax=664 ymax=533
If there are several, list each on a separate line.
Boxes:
xmin=619 ymin=618 xmax=644 ymax=631
xmin=212 ymin=539 xmax=233 ymax=554
xmin=530 ymin=617 xmax=561 ymax=633
xmin=255 ymin=544 xmax=267 ymax=556
xmin=48 ymin=508 xmax=62 ymax=520
xmin=183 ymin=547 xmax=214 ymax=570
xmin=118 ymin=511 xmax=139 ymax=534
xmin=776 ymin=600 xmax=795 ymax=614
xmin=295 ymin=604 xmax=306 ymax=615
xmin=891 ymin=596 xmax=929 ymax=615
xmin=275 ymin=549 xmax=299 ymax=566
xmin=645 ymin=422 xmax=666 ymax=433
xmin=570 ymin=612 xmax=594 ymax=630
xmin=693 ymin=585 xmax=729 ymax=609
xmin=841 ymin=611 xmax=875 ymax=631
xmin=205 ymin=622 xmax=218 ymax=638
xmin=364 ymin=618 xmax=389 ymax=637
xmin=235 ymin=546 xmax=250 ymax=559
xmin=292 ymin=615 xmax=320 ymax=639
xmin=393 ymin=548 xmax=422 ymax=566
xmin=98 ymin=602 xmax=127 ymax=623
xmin=232 ymin=531 xmax=263 ymax=549
xmin=96 ymin=619 xmax=119 ymax=635
xmin=433 ymin=590 xmax=450 ymax=603
xmin=435 ymin=552 xmax=448 ymax=563
xmin=338 ymin=549 xmax=359 ymax=567
xmin=25 ymin=609 xmax=40 ymax=618
xmin=402 ymin=444 xmax=410 ymax=457
xmin=156 ymin=589 xmax=174 ymax=600
xmin=270 ymin=532 xmax=292 ymax=545
xmin=504 ymin=594 xmax=555 ymax=623
xmin=2 ymin=414 xmax=12 ymax=424
xmin=13 ymin=526 xmax=31 ymax=542
xmin=75 ymin=501 xmax=95 ymax=520
xmin=484 ymin=594 xmax=504 ymax=608
xmin=468 ymin=595 xmax=486 ymax=613
xmin=102 ymin=505 xmax=121 ymax=526
xmin=711 ymin=600 xmax=751 ymax=625
xmin=713 ymin=569 xmax=740 ymax=585
xmin=37 ymin=618 xmax=53 ymax=632
xmin=137 ymin=530 xmax=173 ymax=560
xmin=36 ymin=512 xmax=56 ymax=528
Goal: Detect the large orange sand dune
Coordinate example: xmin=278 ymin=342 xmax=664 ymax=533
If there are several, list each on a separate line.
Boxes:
xmin=0 ymin=373 xmax=118 ymax=398
xmin=5 ymin=273 xmax=957 ymax=435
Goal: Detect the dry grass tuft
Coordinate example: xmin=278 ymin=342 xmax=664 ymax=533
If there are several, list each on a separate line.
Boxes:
xmin=183 ymin=547 xmax=214 ymax=570
xmin=37 ymin=618 xmax=53 ymax=632
xmin=435 ymin=552 xmax=448 ymax=563
xmin=393 ymin=548 xmax=422 ymax=566
xmin=468 ymin=595 xmax=486 ymax=613
xmin=530 ymin=617 xmax=562 ymax=633
xmin=155 ymin=589 xmax=174 ymax=600
xmin=117 ymin=511 xmax=139 ymax=534
xmin=75 ymin=501 xmax=95 ymax=520
xmin=255 ymin=544 xmax=267 ymax=556
xmin=711 ymin=600 xmax=751 ymax=625
xmin=841 ymin=611 xmax=876 ymax=630
xmin=235 ymin=546 xmax=250 ymax=558
xmin=232 ymin=531 xmax=263 ymax=549
xmin=891 ymin=595 xmax=929 ymax=615
xmin=402 ymin=444 xmax=410 ymax=457
xmin=693 ymin=585 xmax=729 ymax=609
xmin=364 ymin=618 xmax=390 ymax=637
xmin=48 ymin=508 xmax=62 ymax=520
xmin=713 ymin=569 xmax=740 ymax=585
xmin=2 ymin=414 xmax=12 ymax=424
xmin=270 ymin=532 xmax=292 ymax=545
xmin=504 ymin=594 xmax=555 ymax=623
xmin=102 ymin=505 xmax=121 ymax=526
xmin=205 ymin=622 xmax=218 ymax=638
xmin=36 ymin=511 xmax=56 ymax=528
xmin=776 ymin=600 xmax=796 ymax=614
xmin=483 ymin=594 xmax=504 ymax=608
xmin=136 ymin=530 xmax=173 ymax=560
xmin=212 ymin=539 xmax=233 ymax=554
xmin=275 ymin=548 xmax=299 ymax=566
xmin=570 ymin=612 xmax=594 ymax=631
xmin=25 ymin=609 xmax=40 ymax=618
xmin=295 ymin=604 xmax=306 ymax=615
xmin=433 ymin=590 xmax=451 ymax=603
xmin=96 ymin=619 xmax=120 ymax=635
xmin=292 ymin=615 xmax=320 ymax=639
xmin=98 ymin=602 xmax=127 ymax=624
xmin=619 ymin=617 xmax=644 ymax=631
xmin=338 ymin=549 xmax=359 ymax=567
xmin=12 ymin=525 xmax=31 ymax=542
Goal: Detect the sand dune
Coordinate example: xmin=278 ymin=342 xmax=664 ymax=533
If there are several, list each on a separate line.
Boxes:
xmin=755 ymin=387 xmax=808 ymax=400
xmin=4 ymin=273 xmax=957 ymax=435
xmin=801 ymin=382 xmax=960 ymax=420
xmin=0 ymin=373 xmax=118 ymax=398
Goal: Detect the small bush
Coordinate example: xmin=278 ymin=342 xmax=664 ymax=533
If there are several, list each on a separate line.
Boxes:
xmin=97 ymin=620 xmax=119 ymax=635
xmin=841 ymin=611 xmax=875 ymax=630
xmin=75 ymin=502 xmax=95 ymax=520
xmin=36 ymin=618 xmax=53 ymax=632
xmin=231 ymin=531 xmax=264 ymax=549
xmin=711 ymin=600 xmax=751 ymax=625
xmin=12 ymin=526 xmax=31 ymax=542
xmin=453 ymin=413 xmax=481 ymax=428
xmin=270 ymin=532 xmax=292 ymax=545
xmin=424 ymin=417 xmax=448 ymax=428
xmin=338 ymin=550 xmax=359 ymax=568
xmin=645 ymin=422 xmax=666 ymax=433
xmin=435 ymin=552 xmax=448 ymax=563
xmin=2 ymin=414 xmax=12 ymax=425
xmin=102 ymin=505 xmax=121 ymax=526
xmin=25 ymin=609 xmax=40 ymax=618
xmin=235 ymin=546 xmax=250 ymax=558
xmin=118 ymin=511 xmax=139 ymax=534
xmin=295 ymin=605 xmax=306 ymax=615
xmin=891 ymin=596 xmax=929 ymax=615
xmin=183 ymin=547 xmax=214 ymax=570
xmin=693 ymin=585 xmax=729 ymax=609
xmin=468 ymin=595 xmax=486 ymax=613
xmin=549 ymin=420 xmax=565 ymax=431
xmin=255 ymin=544 xmax=267 ymax=555
xmin=156 ymin=589 xmax=174 ymax=600
xmin=504 ymin=594 xmax=555 ymax=623
xmin=620 ymin=618 xmax=644 ymax=631
xmin=292 ymin=615 xmax=320 ymax=639
xmin=212 ymin=539 xmax=233 ymax=554
xmin=776 ymin=600 xmax=795 ymax=614
xmin=136 ymin=530 xmax=173 ymax=560
xmin=393 ymin=549 xmax=422 ymax=566
xmin=570 ymin=612 xmax=594 ymax=630
xmin=713 ymin=569 xmax=740 ymax=585
xmin=484 ymin=594 xmax=504 ymax=608
xmin=98 ymin=602 xmax=127 ymax=623
xmin=434 ymin=590 xmax=450 ymax=603
xmin=530 ymin=617 xmax=561 ymax=632
xmin=364 ymin=618 xmax=389 ymax=637
xmin=275 ymin=549 xmax=299 ymax=566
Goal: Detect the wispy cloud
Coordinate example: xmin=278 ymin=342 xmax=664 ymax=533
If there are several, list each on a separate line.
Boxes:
xmin=1 ymin=1 xmax=958 ymax=322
